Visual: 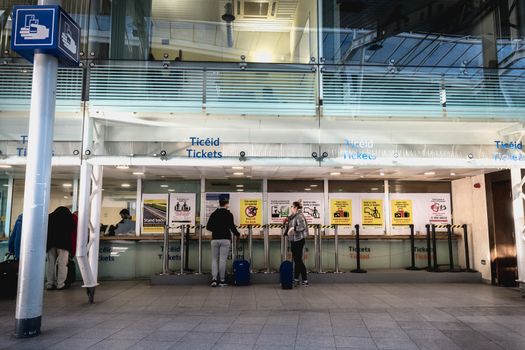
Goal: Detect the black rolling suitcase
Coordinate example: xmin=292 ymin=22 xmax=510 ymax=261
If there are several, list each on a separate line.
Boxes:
xmin=0 ymin=254 xmax=19 ymax=298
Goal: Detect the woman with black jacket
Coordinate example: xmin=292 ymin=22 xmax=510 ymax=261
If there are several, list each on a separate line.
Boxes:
xmin=46 ymin=206 xmax=75 ymax=290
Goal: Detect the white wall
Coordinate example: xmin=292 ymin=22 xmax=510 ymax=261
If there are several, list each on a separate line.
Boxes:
xmin=452 ymin=175 xmax=491 ymax=282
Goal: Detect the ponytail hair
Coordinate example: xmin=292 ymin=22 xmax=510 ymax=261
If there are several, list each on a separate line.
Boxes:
xmin=292 ymin=201 xmax=303 ymax=209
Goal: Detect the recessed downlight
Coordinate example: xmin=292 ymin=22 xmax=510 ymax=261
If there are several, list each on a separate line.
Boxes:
xmin=133 ymin=171 xmax=144 ymax=176
xmin=121 ymin=183 xmax=131 ymax=188
xmin=330 ymin=172 xmax=341 ymax=176
xmin=342 ymin=165 xmax=354 ymax=169
xmin=424 ymin=171 xmax=436 ymax=176
xmin=116 ymin=165 xmax=129 ymax=170
xmin=236 ymin=184 xmax=244 ymax=188
xmin=379 ymin=172 xmax=385 ymax=176
xmin=232 ymin=166 xmax=244 ymax=170
xmin=160 ymin=184 xmax=168 ymax=188
xmin=450 ymin=172 xmax=456 ymax=176
xmin=236 ymin=189 xmax=244 ymax=192
xmin=304 ymin=188 xmax=312 ymax=191
xmin=310 ymin=184 xmax=318 ymax=187
xmin=233 ymin=172 xmax=244 ymax=176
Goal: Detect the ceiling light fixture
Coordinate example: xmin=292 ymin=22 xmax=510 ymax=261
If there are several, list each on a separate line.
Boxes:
xmin=116 ymin=165 xmax=129 ymax=170
xmin=342 ymin=166 xmax=354 ymax=169
xmin=0 ymin=164 xmax=12 ymax=168
xmin=233 ymin=172 xmax=244 ymax=176
xmin=132 ymin=171 xmax=144 ymax=176
xmin=121 ymin=183 xmax=131 ymax=188
xmin=379 ymin=172 xmax=385 ymax=176
xmin=62 ymin=183 xmax=72 ymax=188
xmin=160 ymin=184 xmax=168 ymax=188
xmin=232 ymin=166 xmax=244 ymax=170
xmin=236 ymin=184 xmax=244 ymax=188
xmin=304 ymin=188 xmax=312 ymax=191
xmin=310 ymin=184 xmax=318 ymax=187
xmin=330 ymin=172 xmax=341 ymax=176
xmin=236 ymin=189 xmax=244 ymax=192
xmin=424 ymin=171 xmax=436 ymax=176
xmin=450 ymin=172 xmax=456 ymax=176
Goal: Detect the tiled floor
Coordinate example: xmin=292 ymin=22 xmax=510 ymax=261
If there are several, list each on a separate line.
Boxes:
xmin=0 ymin=281 xmax=525 ymax=349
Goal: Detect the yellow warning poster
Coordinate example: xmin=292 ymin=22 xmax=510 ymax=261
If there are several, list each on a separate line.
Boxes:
xmin=240 ymin=199 xmax=262 ymax=225
xmin=330 ymin=199 xmax=352 ymax=226
xmin=391 ymin=199 xmax=413 ymax=225
xmin=361 ymin=199 xmax=383 ymax=226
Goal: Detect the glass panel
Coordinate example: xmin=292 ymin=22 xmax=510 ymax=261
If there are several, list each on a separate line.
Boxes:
xmin=100 ymin=178 xmax=137 ymax=235
xmin=205 ymin=178 xmax=261 ymax=192
xmin=89 ymin=0 xmax=318 ymax=63
xmin=322 ymin=0 xmax=525 ymax=70
xmin=388 ymin=181 xmax=451 ymax=193
xmin=268 ymin=180 xmax=323 ymax=192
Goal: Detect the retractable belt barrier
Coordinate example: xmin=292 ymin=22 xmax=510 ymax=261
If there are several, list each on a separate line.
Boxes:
xmin=429 ymin=224 xmax=465 ymax=272
xmin=425 ymin=224 xmax=432 ymax=271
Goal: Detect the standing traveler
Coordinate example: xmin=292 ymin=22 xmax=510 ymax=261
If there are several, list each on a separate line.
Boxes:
xmin=46 ymin=206 xmax=75 ymax=290
xmin=8 ymin=214 xmax=23 ymax=260
xmin=206 ymin=199 xmax=240 ymax=287
xmin=287 ymin=201 xmax=309 ymax=286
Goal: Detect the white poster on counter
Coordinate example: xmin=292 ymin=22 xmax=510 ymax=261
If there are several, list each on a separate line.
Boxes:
xmin=268 ymin=193 xmax=324 ymax=225
xmin=204 ymin=192 xmax=263 ymax=235
xmin=168 ymin=193 xmax=196 ymax=227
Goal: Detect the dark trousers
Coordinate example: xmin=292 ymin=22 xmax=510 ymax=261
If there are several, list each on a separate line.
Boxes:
xmin=291 ymin=238 xmax=307 ymax=281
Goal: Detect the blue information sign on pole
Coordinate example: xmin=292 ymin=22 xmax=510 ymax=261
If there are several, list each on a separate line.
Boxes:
xmin=11 ymin=5 xmax=80 ymax=65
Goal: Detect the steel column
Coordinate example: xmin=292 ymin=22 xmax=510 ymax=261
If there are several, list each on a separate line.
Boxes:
xmin=15 ymin=47 xmax=59 ymax=337
xmin=510 ymin=168 xmax=525 ymax=282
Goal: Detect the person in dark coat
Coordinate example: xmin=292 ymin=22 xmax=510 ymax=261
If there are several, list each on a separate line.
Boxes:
xmin=8 ymin=214 xmax=23 ymax=260
xmin=46 ymin=206 xmax=75 ymax=290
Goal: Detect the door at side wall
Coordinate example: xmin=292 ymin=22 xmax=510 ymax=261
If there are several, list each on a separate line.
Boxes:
xmin=490 ymin=179 xmax=517 ymax=287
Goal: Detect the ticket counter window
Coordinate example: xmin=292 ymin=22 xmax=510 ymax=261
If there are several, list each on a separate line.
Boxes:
xmin=100 ymin=179 xmax=137 ymax=236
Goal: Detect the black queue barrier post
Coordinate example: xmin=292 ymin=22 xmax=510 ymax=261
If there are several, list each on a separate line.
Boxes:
xmin=179 ymin=225 xmax=185 ymax=275
xmin=184 ymin=225 xmax=192 ymax=273
xmin=406 ymin=224 xmax=420 ymax=270
xmin=431 ymin=224 xmax=439 ymax=272
xmin=425 ymin=224 xmax=432 ymax=271
xmin=160 ymin=225 xmax=170 ymax=275
xmin=462 ymin=224 xmax=477 ymax=272
xmin=447 ymin=224 xmax=461 ymax=272
xmin=351 ymin=224 xmax=367 ymax=273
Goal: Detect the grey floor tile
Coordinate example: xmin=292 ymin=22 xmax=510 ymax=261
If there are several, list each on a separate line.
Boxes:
xmin=109 ymin=329 xmax=152 ymax=340
xmin=334 ymin=336 xmax=377 ymax=349
xmin=168 ymin=342 xmax=214 ymax=350
xmin=256 ymin=333 xmax=295 ymax=346
xmin=218 ymin=332 xmax=259 ymax=345
xmin=212 ymin=344 xmax=254 ymax=350
xmin=181 ymin=331 xmax=223 ymax=344
xmin=373 ymin=337 xmax=419 ymax=350
xmin=144 ymin=330 xmax=188 ymax=342
xmin=128 ymin=340 xmax=176 ymax=350
xmin=87 ymin=339 xmax=138 ymax=350
xmin=46 ymin=338 xmax=101 ymax=350
xmin=295 ymin=334 xmax=335 ymax=347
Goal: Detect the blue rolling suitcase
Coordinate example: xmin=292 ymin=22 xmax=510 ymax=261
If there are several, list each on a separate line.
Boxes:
xmin=233 ymin=239 xmax=250 ymax=286
xmin=280 ymin=239 xmax=293 ymax=289
xmin=233 ymin=259 xmax=250 ymax=286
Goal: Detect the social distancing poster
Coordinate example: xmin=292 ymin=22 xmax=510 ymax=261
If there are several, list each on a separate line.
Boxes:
xmin=391 ymin=199 xmax=413 ymax=225
xmin=168 ymin=193 xmax=196 ymax=227
xmin=361 ymin=199 xmax=383 ymax=226
xmin=240 ymin=199 xmax=262 ymax=225
xmin=330 ymin=199 xmax=352 ymax=226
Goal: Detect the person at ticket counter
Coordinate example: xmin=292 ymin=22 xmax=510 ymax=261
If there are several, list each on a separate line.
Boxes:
xmin=286 ymin=201 xmax=309 ymax=287
xmin=46 ymin=207 xmax=75 ymax=290
xmin=206 ymin=199 xmax=240 ymax=287
xmin=110 ymin=209 xmax=136 ymax=235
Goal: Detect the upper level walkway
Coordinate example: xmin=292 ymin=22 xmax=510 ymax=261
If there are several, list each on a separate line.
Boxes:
xmin=0 ymin=281 xmax=524 ymax=350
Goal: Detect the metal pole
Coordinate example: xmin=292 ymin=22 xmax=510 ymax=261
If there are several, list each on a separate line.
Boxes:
xmin=88 ymin=166 xmax=103 ymax=282
xmin=197 ymin=225 xmax=203 ymax=274
xmin=184 ymin=224 xmax=190 ymax=272
xmin=248 ymin=225 xmax=253 ymax=272
xmin=334 ymin=225 xmax=340 ymax=273
xmin=264 ymin=226 xmax=270 ymax=273
xmin=15 ymin=49 xmax=59 ymax=338
xmin=463 ymin=224 xmax=476 ymax=272
xmin=425 ymin=224 xmax=432 ymax=271
xmin=280 ymin=225 xmax=285 ymax=262
xmin=447 ymin=224 xmax=456 ymax=272
xmin=406 ymin=224 xmax=419 ymax=270
xmin=180 ymin=225 xmax=185 ymax=275
xmin=314 ymin=225 xmax=320 ymax=272
xmin=4 ymin=176 xmax=13 ymax=237
xmin=319 ymin=226 xmax=324 ymax=273
xmin=431 ymin=224 xmax=438 ymax=272
xmin=351 ymin=224 xmax=366 ymax=273
xmin=161 ymin=225 xmax=169 ymax=275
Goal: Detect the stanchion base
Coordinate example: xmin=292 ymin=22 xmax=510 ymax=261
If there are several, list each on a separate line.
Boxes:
xmin=351 ymin=268 xmax=367 ymax=274
xmin=333 ymin=271 xmax=344 ymax=274
xmin=405 ymin=267 xmax=422 ymax=271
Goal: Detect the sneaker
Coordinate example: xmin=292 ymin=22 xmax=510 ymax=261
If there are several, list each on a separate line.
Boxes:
xmin=219 ymin=280 xmax=227 ymax=287
xmin=294 ymin=279 xmax=300 ymax=287
xmin=46 ymin=285 xmax=56 ymax=291
xmin=302 ymin=280 xmax=309 ymax=287
xmin=211 ymin=280 xmax=218 ymax=287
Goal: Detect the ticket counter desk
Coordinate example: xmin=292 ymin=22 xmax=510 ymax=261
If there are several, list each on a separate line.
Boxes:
xmin=93 ymin=233 xmax=459 ymax=280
